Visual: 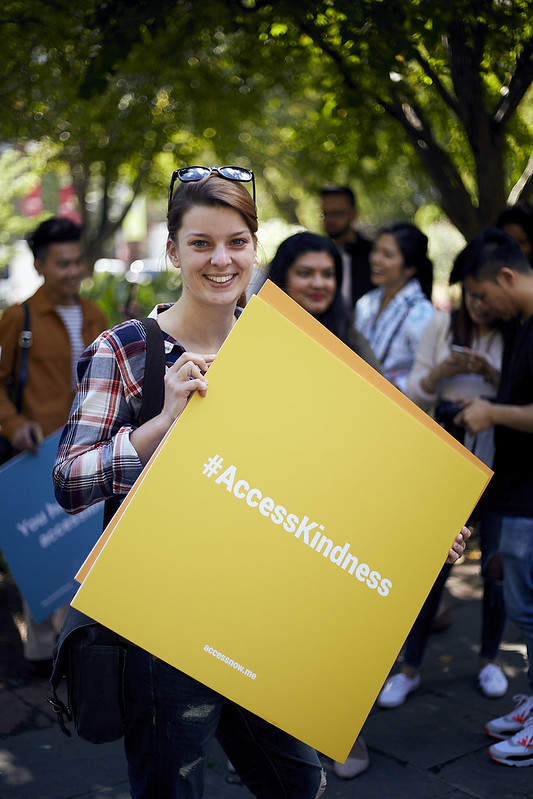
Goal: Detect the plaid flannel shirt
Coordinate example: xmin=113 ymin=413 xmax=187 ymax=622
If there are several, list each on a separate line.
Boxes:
xmin=53 ymin=309 xmax=184 ymax=514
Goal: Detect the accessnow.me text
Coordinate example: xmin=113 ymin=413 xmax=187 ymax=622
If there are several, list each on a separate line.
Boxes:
xmin=202 ymin=455 xmax=392 ymax=597
xmin=204 ymin=645 xmax=257 ymax=680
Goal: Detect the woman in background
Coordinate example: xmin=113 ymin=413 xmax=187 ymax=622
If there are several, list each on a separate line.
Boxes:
xmin=267 ymin=231 xmax=381 ymax=372
xmin=354 ymin=222 xmax=435 ymax=393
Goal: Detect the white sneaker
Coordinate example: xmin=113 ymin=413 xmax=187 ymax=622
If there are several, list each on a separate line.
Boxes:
xmin=333 ymin=737 xmax=369 ymax=779
xmin=485 ymin=694 xmax=533 ymax=740
xmin=489 ymin=718 xmax=533 ymax=766
xmin=377 ymin=672 xmax=421 ymax=708
xmin=478 ymin=664 xmax=508 ymax=698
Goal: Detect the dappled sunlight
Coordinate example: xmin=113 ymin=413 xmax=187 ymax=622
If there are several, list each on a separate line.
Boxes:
xmin=0 ymin=749 xmax=33 ymax=786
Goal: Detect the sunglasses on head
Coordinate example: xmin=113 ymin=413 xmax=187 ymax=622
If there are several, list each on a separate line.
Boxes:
xmin=168 ymin=165 xmax=256 ymax=210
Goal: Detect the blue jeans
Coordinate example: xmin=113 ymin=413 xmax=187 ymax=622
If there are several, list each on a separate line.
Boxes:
xmin=496 ymin=514 xmax=533 ymax=693
xmin=123 ymin=646 xmax=326 ymax=799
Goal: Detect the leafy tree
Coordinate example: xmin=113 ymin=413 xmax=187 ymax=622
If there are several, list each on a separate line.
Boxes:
xmin=2 ymin=0 xmax=532 ymax=257
xmin=231 ymin=0 xmax=533 ymax=238
xmin=0 ymin=1 xmax=214 ymax=268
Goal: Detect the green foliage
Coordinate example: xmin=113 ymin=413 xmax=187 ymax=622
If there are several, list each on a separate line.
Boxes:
xmin=247 ymin=0 xmax=533 ymax=234
xmin=0 ymin=145 xmax=57 ymax=268
xmin=81 ymin=269 xmax=182 ymax=327
xmin=1 ymin=0 xmax=531 ymax=249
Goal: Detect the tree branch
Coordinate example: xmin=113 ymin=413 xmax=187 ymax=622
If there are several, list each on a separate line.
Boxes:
xmin=411 ymin=49 xmax=461 ymax=118
xmin=493 ymin=34 xmax=533 ymax=125
xmin=509 ymin=150 xmax=533 ymax=205
xmin=381 ymin=89 xmax=479 ymax=236
xmin=445 ymin=20 xmax=488 ymax=144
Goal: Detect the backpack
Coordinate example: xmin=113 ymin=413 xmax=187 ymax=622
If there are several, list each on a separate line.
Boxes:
xmin=47 ymin=317 xmax=165 ymax=742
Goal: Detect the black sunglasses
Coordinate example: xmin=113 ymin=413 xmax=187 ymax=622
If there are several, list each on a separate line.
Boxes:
xmin=168 ymin=165 xmax=256 ymax=210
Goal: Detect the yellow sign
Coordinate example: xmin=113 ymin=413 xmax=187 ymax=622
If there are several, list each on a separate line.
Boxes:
xmin=73 ymin=282 xmax=491 ymax=762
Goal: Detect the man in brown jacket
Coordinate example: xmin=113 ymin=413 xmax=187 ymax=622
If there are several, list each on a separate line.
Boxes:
xmin=0 ymin=217 xmax=107 ymax=673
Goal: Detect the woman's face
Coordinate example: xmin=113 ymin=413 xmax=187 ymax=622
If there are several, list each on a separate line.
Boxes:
xmin=167 ymin=204 xmax=255 ymax=307
xmin=370 ymin=233 xmax=414 ymax=293
xmin=502 ymin=223 xmax=532 ymax=262
xmin=464 ymin=287 xmax=501 ymax=328
xmin=285 ymin=251 xmax=337 ymax=315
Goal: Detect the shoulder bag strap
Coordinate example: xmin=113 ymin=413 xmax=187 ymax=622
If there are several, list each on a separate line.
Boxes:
xmin=12 ymin=302 xmax=32 ymax=411
xmin=138 ymin=317 xmax=166 ymax=425
xmin=378 ymin=297 xmax=418 ymax=366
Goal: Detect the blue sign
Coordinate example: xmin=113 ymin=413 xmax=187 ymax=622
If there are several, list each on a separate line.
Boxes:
xmin=0 ymin=431 xmax=104 ymax=623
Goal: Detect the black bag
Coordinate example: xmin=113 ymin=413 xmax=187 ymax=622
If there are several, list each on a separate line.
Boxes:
xmin=47 ymin=610 xmax=129 ymax=743
xmin=0 ymin=432 xmax=14 ymax=464
xmin=434 ymin=398 xmax=465 ymax=444
xmin=0 ymin=303 xmax=32 ymax=465
xmin=47 ymin=317 xmax=166 ymax=742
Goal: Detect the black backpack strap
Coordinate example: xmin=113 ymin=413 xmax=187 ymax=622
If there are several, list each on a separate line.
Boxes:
xmin=139 ymin=317 xmax=166 ymax=425
xmin=102 ymin=317 xmax=166 ymax=528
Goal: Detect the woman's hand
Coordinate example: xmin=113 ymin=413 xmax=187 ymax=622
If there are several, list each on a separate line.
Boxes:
xmin=130 ymin=351 xmax=215 ymax=465
xmin=422 ymin=349 xmax=500 ymax=394
xmin=451 ymin=349 xmax=496 ymax=382
xmin=159 ymin=352 xmax=215 ymax=428
xmin=421 ymin=354 xmax=466 ymax=392
xmin=446 ymin=526 xmax=470 ymax=564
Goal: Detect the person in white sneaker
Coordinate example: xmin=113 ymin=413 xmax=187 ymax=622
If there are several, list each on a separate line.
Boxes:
xmin=363 ymin=527 xmax=470 ymax=755
xmin=489 ymin=718 xmax=533 ymax=767
xmin=406 ymin=274 xmax=508 ymax=707
xmin=385 ymin=276 xmax=508 ymax=708
xmin=452 ymin=229 xmax=533 ymax=766
xmin=485 ymin=694 xmax=533 ymax=740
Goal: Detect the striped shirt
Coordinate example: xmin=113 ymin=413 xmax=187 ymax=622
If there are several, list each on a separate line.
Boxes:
xmin=56 ymin=304 xmax=84 ymax=388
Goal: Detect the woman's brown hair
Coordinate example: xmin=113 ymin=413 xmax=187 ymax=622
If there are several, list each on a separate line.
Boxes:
xmin=167 ymin=174 xmax=258 ymax=241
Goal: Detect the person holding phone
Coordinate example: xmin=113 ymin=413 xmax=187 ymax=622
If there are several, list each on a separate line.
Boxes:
xmin=408 ymin=293 xmax=502 ymax=463
xmin=375 ymin=276 xmax=505 ymax=711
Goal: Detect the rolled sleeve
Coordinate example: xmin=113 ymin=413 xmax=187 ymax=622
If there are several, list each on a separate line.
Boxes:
xmin=406 ymin=312 xmax=450 ymax=409
xmin=53 ymin=323 xmax=146 ymax=514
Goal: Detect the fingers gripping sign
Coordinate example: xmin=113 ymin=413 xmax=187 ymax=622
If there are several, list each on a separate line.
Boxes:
xmin=162 ymin=352 xmax=215 ymax=424
xmin=446 ymin=526 xmax=471 ymax=565
xmin=130 ymin=351 xmax=216 ymax=465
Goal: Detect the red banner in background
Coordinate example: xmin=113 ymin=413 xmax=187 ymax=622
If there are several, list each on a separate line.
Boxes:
xmin=58 ymin=184 xmax=81 ymax=223
xmin=20 ymin=184 xmax=43 ymax=217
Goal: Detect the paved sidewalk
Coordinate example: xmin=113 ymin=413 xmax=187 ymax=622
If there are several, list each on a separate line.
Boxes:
xmin=0 ymin=560 xmax=531 ymax=798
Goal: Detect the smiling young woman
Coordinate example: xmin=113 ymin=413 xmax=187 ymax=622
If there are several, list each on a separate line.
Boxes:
xmin=52 ymin=168 xmax=327 ymax=799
